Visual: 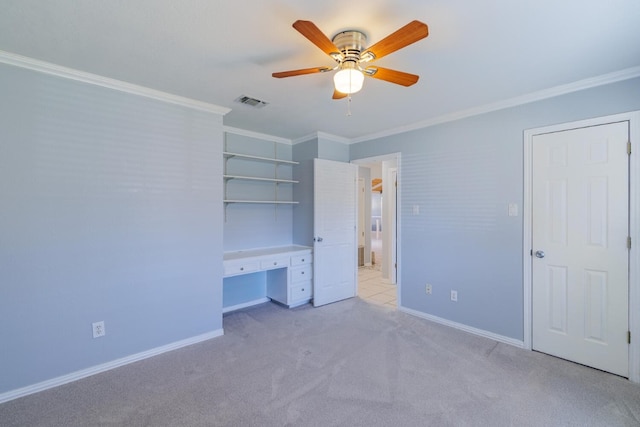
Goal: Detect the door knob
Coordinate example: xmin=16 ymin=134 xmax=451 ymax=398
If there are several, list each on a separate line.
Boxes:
xmin=535 ymin=250 xmax=545 ymax=258
xmin=315 ymin=237 xmax=323 ymax=242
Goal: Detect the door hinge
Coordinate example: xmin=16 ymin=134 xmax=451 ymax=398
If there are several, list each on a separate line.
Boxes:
xmin=628 ymin=331 xmax=631 ymax=344
xmin=628 ymin=236 xmax=632 ymax=250
xmin=627 ymin=141 xmax=632 ymax=155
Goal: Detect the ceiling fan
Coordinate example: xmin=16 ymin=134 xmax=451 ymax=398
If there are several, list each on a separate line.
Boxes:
xmin=272 ymin=20 xmax=429 ymax=99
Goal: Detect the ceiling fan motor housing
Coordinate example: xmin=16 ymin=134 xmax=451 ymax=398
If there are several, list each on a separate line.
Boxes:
xmin=332 ymin=30 xmax=367 ymax=65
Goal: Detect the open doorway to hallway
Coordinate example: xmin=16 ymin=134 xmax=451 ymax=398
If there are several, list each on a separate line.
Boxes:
xmin=352 ymin=153 xmax=400 ymax=308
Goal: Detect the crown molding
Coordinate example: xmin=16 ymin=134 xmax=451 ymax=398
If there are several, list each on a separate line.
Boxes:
xmin=293 ymin=131 xmax=351 ymax=145
xmin=292 ymin=132 xmax=320 ymax=145
xmin=0 ymin=50 xmax=231 ymax=116
xmin=224 ymin=126 xmax=292 ymax=144
xmin=351 ymin=66 xmax=640 ymax=144
xmin=316 ymin=131 xmax=351 ymax=144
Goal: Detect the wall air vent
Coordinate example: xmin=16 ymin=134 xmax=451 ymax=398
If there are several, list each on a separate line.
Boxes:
xmin=234 ymin=95 xmax=269 ymax=109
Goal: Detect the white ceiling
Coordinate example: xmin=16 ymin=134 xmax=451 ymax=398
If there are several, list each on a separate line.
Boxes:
xmin=2 ymin=0 xmax=640 ymax=141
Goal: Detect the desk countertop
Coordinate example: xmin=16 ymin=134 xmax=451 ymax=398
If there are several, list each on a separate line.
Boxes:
xmin=223 ymin=245 xmax=312 ymax=261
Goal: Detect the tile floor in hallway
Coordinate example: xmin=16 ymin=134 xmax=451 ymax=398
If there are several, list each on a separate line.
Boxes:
xmin=358 ymin=266 xmax=397 ymax=308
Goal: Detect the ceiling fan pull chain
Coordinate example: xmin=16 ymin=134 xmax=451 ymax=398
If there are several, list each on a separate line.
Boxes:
xmin=346 ymin=67 xmax=353 ymax=116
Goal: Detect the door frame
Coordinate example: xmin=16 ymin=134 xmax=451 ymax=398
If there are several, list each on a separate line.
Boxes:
xmin=523 ymin=111 xmax=640 ymax=382
xmin=352 ymin=153 xmax=402 ymax=299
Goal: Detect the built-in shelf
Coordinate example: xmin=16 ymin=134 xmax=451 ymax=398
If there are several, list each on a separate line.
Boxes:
xmin=223 ymin=200 xmax=299 ymax=204
xmin=223 ymin=174 xmax=298 ymax=184
xmin=223 ymin=151 xmax=299 ymax=165
xmin=223 ymin=145 xmax=298 ymax=216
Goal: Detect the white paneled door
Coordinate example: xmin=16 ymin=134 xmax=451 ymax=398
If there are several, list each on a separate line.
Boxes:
xmin=313 ymin=159 xmax=357 ymax=307
xmin=532 ymin=121 xmax=629 ymax=377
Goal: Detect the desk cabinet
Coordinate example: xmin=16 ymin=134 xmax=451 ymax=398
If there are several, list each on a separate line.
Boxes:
xmin=223 ymin=246 xmax=313 ymax=310
xmin=288 ymin=263 xmax=312 ymax=304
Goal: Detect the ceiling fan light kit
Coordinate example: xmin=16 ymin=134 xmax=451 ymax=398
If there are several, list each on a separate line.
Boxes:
xmin=273 ymin=20 xmax=428 ymax=101
xmin=334 ymin=65 xmax=364 ymax=94
xmin=332 ymin=30 xmax=367 ymax=94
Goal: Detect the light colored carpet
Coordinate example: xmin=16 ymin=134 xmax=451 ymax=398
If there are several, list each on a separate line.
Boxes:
xmin=2 ymin=298 xmax=640 ymax=426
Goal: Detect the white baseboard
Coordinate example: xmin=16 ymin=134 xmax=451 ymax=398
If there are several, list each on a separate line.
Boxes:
xmin=0 ymin=328 xmax=224 ymax=404
xmin=222 ymin=297 xmax=270 ymax=313
xmin=399 ymin=306 xmax=525 ymax=349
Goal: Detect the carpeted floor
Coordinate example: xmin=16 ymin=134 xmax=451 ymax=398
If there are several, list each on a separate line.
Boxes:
xmin=2 ymin=298 xmax=640 ymax=426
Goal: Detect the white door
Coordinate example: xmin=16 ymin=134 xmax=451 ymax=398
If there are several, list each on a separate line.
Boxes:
xmin=313 ymin=158 xmax=357 ymax=307
xmin=358 ymin=177 xmax=365 ymax=247
xmin=532 ymin=121 xmax=629 ymax=377
xmin=390 ymin=168 xmax=397 ymax=283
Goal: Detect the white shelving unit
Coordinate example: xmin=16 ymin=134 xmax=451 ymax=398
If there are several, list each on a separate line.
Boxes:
xmin=223 ymin=151 xmax=299 ymax=205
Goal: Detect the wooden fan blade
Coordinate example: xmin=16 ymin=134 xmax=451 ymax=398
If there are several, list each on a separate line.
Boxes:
xmin=361 ymin=20 xmax=428 ymax=61
xmin=293 ymin=20 xmax=341 ymax=58
xmin=272 ymin=67 xmax=332 ymax=78
xmin=365 ymin=66 xmax=419 ymax=86
xmin=332 ymin=89 xmax=348 ymax=100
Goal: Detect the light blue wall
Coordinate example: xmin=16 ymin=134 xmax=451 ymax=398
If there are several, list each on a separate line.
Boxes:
xmin=292 ymin=138 xmax=318 ymax=246
xmin=350 ymin=77 xmax=640 ymax=340
xmin=317 ymin=137 xmax=349 ymax=162
xmin=0 ymin=63 xmax=224 ymax=394
xmin=223 ymin=272 xmax=266 ymax=308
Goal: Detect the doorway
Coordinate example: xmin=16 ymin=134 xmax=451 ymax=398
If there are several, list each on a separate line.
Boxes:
xmin=352 ymin=153 xmax=400 ymax=308
xmin=523 ymin=111 xmax=640 ymax=382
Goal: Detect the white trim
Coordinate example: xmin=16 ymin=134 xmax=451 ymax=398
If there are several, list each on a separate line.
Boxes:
xmin=0 ymin=329 xmax=224 ymax=404
xmin=292 ymin=131 xmax=351 ymax=145
xmin=351 ymin=153 xmax=401 ymax=165
xmin=224 ymin=126 xmax=292 ymax=145
xmin=222 ymin=297 xmax=270 ymax=313
xmin=399 ymin=306 xmax=525 ymax=348
xmin=630 ymin=114 xmax=640 ymax=383
xmin=292 ymin=132 xmax=319 ymax=145
xmin=523 ymin=128 xmax=533 ymax=351
xmin=317 ymin=131 xmax=351 ymax=144
xmin=0 ymin=50 xmax=231 ymax=116
xmin=523 ymin=111 xmax=640 ymax=383
xmin=352 ymin=66 xmax=640 ymax=144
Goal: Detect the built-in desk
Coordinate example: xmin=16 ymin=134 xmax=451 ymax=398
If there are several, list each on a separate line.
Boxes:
xmin=223 ymin=245 xmax=313 ymax=312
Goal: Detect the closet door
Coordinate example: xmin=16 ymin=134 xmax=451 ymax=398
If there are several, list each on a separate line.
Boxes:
xmin=313 ymin=159 xmax=357 ymax=307
xmin=531 ymin=121 xmax=629 ymax=377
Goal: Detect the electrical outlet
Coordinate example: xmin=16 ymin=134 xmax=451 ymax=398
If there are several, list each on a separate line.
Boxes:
xmin=92 ymin=321 xmax=105 ymax=338
xmin=450 ymin=290 xmax=458 ymax=302
xmin=425 ymin=284 xmax=432 ymax=295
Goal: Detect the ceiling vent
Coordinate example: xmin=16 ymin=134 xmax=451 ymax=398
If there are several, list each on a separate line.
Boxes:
xmin=234 ymin=95 xmax=269 ymax=108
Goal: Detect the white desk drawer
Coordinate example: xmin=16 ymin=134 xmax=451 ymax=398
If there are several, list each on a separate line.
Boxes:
xmin=224 ymin=260 xmax=259 ymax=277
xmin=290 ymin=265 xmax=311 ymax=283
xmin=290 ymin=282 xmax=312 ymax=301
xmin=260 ymin=257 xmax=290 ymax=270
xmin=291 ymin=254 xmax=312 ymax=266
